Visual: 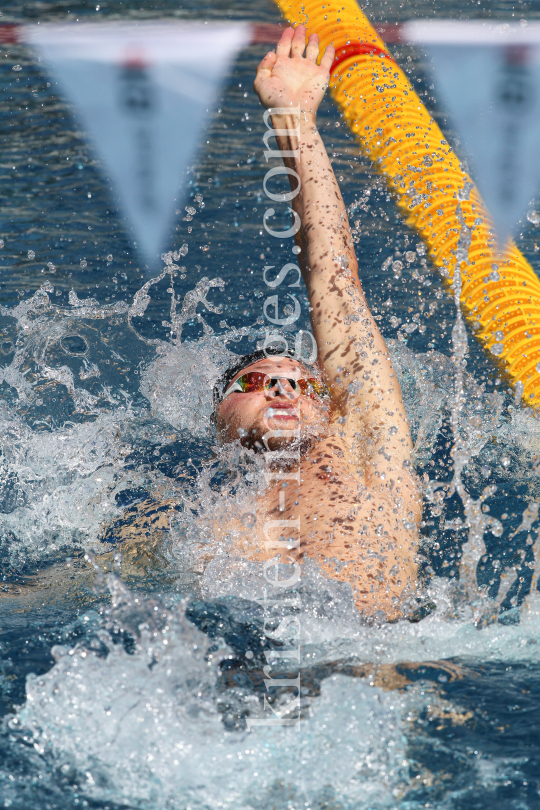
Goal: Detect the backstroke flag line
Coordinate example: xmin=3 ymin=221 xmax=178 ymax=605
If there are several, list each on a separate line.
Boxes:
xmin=405 ymin=21 xmax=540 ymax=247
xmin=25 ymin=22 xmax=251 ymax=268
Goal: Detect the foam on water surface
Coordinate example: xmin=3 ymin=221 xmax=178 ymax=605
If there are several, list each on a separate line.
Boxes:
xmin=4 ymin=583 xmax=409 ymax=810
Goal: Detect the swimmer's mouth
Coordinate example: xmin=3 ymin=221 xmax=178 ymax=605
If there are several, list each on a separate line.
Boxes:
xmin=266 ymin=403 xmax=299 ymax=420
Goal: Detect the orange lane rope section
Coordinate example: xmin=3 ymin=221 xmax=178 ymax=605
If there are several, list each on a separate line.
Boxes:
xmin=271 ymin=0 xmax=540 ymax=405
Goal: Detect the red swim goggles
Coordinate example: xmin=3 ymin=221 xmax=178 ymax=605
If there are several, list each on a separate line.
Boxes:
xmin=222 ymin=371 xmax=330 ymax=401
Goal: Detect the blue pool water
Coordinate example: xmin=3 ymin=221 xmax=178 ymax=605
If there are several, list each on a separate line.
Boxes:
xmin=2 ymin=0 xmax=540 ymax=808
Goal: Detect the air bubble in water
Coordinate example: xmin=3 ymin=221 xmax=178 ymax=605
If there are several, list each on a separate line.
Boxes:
xmin=491 ymin=343 xmax=504 ymax=356
xmin=107 ymin=254 xmax=113 ymax=261
xmin=80 ymin=259 xmax=87 ymax=268
xmin=501 ymin=456 xmax=511 ymax=469
xmin=415 ymin=242 xmax=426 ymax=256
xmin=0 ymin=239 xmax=4 ymax=248
xmin=240 ymin=512 xmax=256 ymax=528
xmin=494 ymin=330 xmax=504 ymax=341
xmin=27 ymin=250 xmax=35 ymax=259
xmin=527 ymin=209 xmax=540 ymax=225
xmin=61 ymin=334 xmax=89 ymax=356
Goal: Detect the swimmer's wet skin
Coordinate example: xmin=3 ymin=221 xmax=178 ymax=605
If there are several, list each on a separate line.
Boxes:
xmin=103 ymin=26 xmax=421 ymax=621
xmin=217 ymin=26 xmax=421 ymax=621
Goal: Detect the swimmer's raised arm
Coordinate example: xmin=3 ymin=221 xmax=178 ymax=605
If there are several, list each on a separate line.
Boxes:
xmin=254 ymin=26 xmax=413 ymax=472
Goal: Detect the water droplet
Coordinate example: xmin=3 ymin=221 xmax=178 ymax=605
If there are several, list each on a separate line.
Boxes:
xmin=0 ymin=239 xmax=4 ymax=248
xmin=481 ymin=466 xmax=491 ymax=478
xmin=87 ymin=193 xmax=92 ymax=198
xmin=494 ymin=330 xmax=504 ymax=341
xmin=245 ymin=650 xmax=254 ymax=659
xmin=405 ymin=251 xmax=416 ymax=263
xmin=388 ymin=425 xmax=398 ymax=435
xmin=240 ymin=512 xmax=256 ymax=528
xmin=403 ymin=323 xmax=418 ymax=334
xmin=415 ymin=242 xmax=426 ymax=256
xmin=27 ymin=250 xmax=35 ymax=260
xmin=536 ymin=362 xmax=540 ymax=373
xmin=107 ymin=254 xmax=113 ymax=262
xmin=392 ymin=260 xmax=403 ymax=272
xmin=80 ymin=259 xmax=87 ymax=268
xmin=491 ymin=343 xmax=504 ymax=356
xmin=200 ymin=245 xmax=210 ymax=253
xmin=423 ymin=154 xmax=433 ymax=167
xmin=501 ymin=456 xmax=511 ymax=469
xmin=527 ymin=209 xmax=540 ymax=225
xmin=12 ymin=65 xmax=22 ymax=72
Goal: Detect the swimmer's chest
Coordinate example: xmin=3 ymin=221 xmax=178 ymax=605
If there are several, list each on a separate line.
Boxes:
xmin=250 ymin=437 xmax=371 ymax=557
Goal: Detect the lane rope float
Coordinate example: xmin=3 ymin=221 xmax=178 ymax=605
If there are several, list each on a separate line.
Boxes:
xmin=272 ymin=0 xmax=540 ymax=406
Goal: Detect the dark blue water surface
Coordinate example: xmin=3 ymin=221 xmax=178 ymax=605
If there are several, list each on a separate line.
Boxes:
xmin=1 ymin=0 xmax=540 ymax=808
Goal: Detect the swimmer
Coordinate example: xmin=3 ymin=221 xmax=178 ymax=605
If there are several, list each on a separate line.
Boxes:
xmin=218 ymin=25 xmax=420 ymax=620
xmin=103 ymin=26 xmax=421 ymax=621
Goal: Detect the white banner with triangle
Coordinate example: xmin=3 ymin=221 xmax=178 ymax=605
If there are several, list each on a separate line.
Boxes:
xmin=24 ymin=22 xmax=251 ymax=268
xmin=404 ymin=21 xmax=540 ymax=247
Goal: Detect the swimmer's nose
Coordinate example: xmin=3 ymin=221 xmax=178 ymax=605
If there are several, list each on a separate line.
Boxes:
xmin=268 ymin=378 xmax=298 ymax=399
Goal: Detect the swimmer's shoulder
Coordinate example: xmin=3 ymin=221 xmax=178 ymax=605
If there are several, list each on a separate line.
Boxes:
xmin=100 ymin=497 xmax=182 ymax=548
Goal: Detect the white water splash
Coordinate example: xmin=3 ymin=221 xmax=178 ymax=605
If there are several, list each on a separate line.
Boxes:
xmin=6 ymin=584 xmax=409 ymax=810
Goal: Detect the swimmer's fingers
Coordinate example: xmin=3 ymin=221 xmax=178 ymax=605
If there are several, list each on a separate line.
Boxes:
xmin=276 ymin=26 xmax=295 ymax=58
xmin=319 ymin=43 xmax=336 ymax=75
xmin=255 ymin=50 xmax=277 ymax=80
xmin=305 ymin=33 xmax=319 ymax=63
xmin=291 ymin=24 xmax=307 ymax=57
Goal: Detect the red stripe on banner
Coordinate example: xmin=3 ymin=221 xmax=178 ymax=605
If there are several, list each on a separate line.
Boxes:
xmin=374 ymin=24 xmax=405 ymax=44
xmin=0 ymin=25 xmax=21 ymax=45
xmin=0 ymin=21 xmax=404 ymax=48
xmin=330 ymin=42 xmax=395 ymax=74
xmin=251 ymin=23 xmax=287 ymax=45
xmin=251 ymin=22 xmax=404 ymax=46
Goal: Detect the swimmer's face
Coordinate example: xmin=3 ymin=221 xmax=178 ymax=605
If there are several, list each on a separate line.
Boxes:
xmin=216 ymin=357 xmax=330 ymax=449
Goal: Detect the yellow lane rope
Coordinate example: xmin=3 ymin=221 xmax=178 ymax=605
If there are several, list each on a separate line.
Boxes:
xmin=272 ymin=0 xmax=540 ymax=404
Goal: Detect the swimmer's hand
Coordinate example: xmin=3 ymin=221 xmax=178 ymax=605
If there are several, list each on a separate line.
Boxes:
xmin=253 ymin=25 xmax=334 ymax=122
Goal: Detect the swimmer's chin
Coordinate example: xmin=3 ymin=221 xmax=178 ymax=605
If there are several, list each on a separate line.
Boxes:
xmin=237 ymin=424 xmax=324 ymax=454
